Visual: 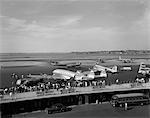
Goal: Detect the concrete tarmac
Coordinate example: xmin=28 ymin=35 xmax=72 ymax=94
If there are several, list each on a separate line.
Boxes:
xmin=13 ymin=103 xmax=150 ymax=118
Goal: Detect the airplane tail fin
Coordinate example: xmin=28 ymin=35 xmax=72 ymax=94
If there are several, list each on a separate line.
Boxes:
xmin=50 ymin=60 xmax=58 ymax=65
xmin=112 ymin=66 xmax=118 ymax=73
xmin=74 ymin=70 xmax=84 ymax=81
xmin=76 ymin=70 xmax=82 ymax=74
xmin=93 ymin=65 xmax=98 ymax=71
xmin=87 ymin=71 xmax=95 ymax=79
xmin=100 ymin=70 xmax=107 ymax=78
xmin=93 ymin=64 xmax=103 ymax=71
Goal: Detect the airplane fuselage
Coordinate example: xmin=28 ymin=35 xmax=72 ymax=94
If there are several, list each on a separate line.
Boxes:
xmin=118 ymin=56 xmax=133 ymax=63
xmin=93 ymin=65 xmax=118 ymax=73
xmin=51 ymin=61 xmax=81 ymax=67
xmin=138 ymin=62 xmax=150 ymax=75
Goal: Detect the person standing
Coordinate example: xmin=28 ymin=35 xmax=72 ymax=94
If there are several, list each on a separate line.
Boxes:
xmin=116 ymin=79 xmax=119 ymax=84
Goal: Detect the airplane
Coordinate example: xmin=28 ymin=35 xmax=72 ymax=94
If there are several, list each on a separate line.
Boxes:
xmin=96 ymin=58 xmax=105 ymax=64
xmin=138 ymin=62 xmax=150 ymax=75
xmin=16 ymin=77 xmax=46 ymax=86
xmin=52 ymin=69 xmax=77 ymax=80
xmin=93 ymin=64 xmax=118 ymax=73
xmin=52 ymin=69 xmax=88 ymax=81
xmin=27 ymin=74 xmax=52 ymax=79
xmin=82 ymin=69 xmax=107 ymax=79
xmin=50 ymin=60 xmax=81 ymax=68
xmin=16 ymin=74 xmax=53 ymax=86
xmin=118 ymin=56 xmax=133 ymax=63
xmin=52 ymin=68 xmax=107 ymax=81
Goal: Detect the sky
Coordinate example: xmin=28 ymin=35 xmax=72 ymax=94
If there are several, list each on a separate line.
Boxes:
xmin=0 ymin=0 xmax=150 ymax=53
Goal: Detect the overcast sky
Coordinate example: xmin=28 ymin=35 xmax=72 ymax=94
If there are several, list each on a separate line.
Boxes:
xmin=0 ymin=0 xmax=150 ymax=53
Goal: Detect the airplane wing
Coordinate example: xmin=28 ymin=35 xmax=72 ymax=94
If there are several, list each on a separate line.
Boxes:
xmin=93 ymin=65 xmax=105 ymax=71
xmin=27 ymin=74 xmax=52 ymax=79
xmin=99 ymin=70 xmax=107 ymax=78
xmin=52 ymin=74 xmax=71 ymax=80
xmin=66 ymin=62 xmax=81 ymax=67
xmin=67 ymin=64 xmax=76 ymax=67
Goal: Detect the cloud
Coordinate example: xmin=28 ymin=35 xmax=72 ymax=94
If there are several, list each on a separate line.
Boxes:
xmin=1 ymin=9 xmax=149 ymax=53
xmin=133 ymin=3 xmax=150 ymax=31
xmin=1 ymin=15 xmax=120 ymax=52
xmin=3 ymin=15 xmax=82 ymax=30
xmin=58 ymin=16 xmax=82 ymax=27
xmin=1 ymin=16 xmax=83 ymax=39
xmin=2 ymin=17 xmax=26 ymax=31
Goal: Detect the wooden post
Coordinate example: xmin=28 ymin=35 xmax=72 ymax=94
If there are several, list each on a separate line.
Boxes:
xmin=125 ymin=103 xmax=128 ymax=110
xmin=85 ymin=95 xmax=89 ymax=104
xmin=78 ymin=96 xmax=83 ymax=105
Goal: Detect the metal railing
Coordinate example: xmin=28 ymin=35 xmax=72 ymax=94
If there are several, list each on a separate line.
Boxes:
xmin=1 ymin=82 xmax=150 ymax=103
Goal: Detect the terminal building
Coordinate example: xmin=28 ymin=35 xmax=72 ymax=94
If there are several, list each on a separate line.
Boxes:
xmin=1 ymin=82 xmax=150 ymax=117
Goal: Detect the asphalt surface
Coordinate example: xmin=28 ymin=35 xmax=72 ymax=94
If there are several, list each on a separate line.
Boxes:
xmin=1 ymin=57 xmax=150 ymax=118
xmin=1 ymin=55 xmax=150 ymax=88
xmin=0 ymin=63 xmax=139 ymax=88
xmin=13 ymin=103 xmax=150 ymax=118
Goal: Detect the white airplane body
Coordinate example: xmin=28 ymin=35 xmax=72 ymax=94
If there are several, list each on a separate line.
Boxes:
xmin=52 ymin=68 xmax=107 ymax=81
xmin=94 ymin=70 xmax=107 ymax=78
xmin=119 ymin=56 xmax=132 ymax=63
xmin=138 ymin=62 xmax=150 ymax=75
xmin=93 ymin=64 xmax=118 ymax=73
xmin=52 ymin=69 xmax=76 ymax=80
xmin=52 ymin=69 xmax=91 ymax=81
xmin=83 ymin=70 xmax=107 ymax=79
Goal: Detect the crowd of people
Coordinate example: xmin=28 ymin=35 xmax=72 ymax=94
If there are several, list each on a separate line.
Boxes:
xmin=0 ymin=73 xmax=108 ymax=97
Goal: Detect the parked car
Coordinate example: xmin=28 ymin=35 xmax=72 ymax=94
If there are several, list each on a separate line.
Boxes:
xmin=46 ymin=103 xmax=71 ymax=114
